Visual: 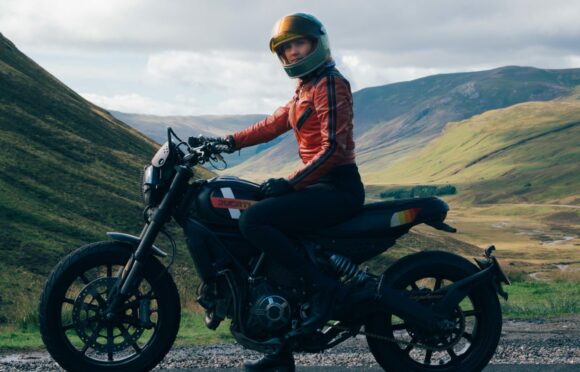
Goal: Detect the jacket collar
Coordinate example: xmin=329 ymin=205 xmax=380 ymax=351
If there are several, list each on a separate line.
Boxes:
xmin=298 ymin=59 xmax=336 ymax=85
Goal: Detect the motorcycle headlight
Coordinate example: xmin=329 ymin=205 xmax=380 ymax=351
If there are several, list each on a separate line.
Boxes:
xmin=141 ymin=165 xmax=174 ymax=206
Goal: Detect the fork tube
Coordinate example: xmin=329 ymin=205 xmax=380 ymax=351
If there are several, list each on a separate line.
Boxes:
xmin=118 ymin=166 xmax=192 ymax=296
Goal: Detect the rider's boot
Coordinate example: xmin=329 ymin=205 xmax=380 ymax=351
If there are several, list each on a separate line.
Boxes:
xmin=243 ymin=350 xmax=295 ymax=372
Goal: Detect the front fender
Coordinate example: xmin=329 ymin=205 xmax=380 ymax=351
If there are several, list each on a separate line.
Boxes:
xmin=106 ymin=232 xmax=168 ymax=257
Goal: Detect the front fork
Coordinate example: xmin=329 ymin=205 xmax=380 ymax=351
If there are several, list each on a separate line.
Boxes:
xmin=106 ymin=165 xmax=193 ymax=315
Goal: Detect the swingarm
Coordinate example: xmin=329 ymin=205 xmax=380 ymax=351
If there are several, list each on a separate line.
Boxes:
xmin=353 ymin=246 xmax=510 ymax=333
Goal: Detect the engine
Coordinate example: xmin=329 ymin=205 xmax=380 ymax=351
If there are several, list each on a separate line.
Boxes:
xmin=245 ymin=278 xmax=294 ymax=336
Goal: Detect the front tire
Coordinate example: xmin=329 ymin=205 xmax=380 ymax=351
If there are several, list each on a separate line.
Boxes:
xmin=365 ymin=251 xmax=502 ymax=372
xmin=39 ymin=241 xmax=181 ymax=371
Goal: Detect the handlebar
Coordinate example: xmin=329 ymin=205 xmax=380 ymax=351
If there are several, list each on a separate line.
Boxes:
xmin=181 ymin=133 xmax=231 ymax=167
xmin=212 ymin=144 xmax=231 ymax=153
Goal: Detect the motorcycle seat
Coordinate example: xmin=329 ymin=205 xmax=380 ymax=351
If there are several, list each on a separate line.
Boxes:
xmin=318 ymin=197 xmax=449 ymax=238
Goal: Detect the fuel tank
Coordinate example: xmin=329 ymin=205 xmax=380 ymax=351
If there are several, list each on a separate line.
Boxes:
xmin=192 ymin=176 xmax=261 ymax=227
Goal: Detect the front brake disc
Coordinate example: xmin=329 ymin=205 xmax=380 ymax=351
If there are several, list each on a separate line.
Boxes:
xmin=72 ymin=277 xmax=145 ymax=353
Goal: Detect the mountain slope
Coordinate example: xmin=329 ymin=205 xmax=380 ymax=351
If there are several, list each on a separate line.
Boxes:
xmin=226 ymin=66 xmax=580 ymax=181
xmin=110 ymin=111 xmax=279 ymax=168
xmin=0 ymin=33 xmax=213 ymax=321
xmin=0 ymin=33 xmax=170 ymax=268
xmin=368 ymin=95 xmax=580 ymax=204
xmin=111 ymin=111 xmax=265 ymax=142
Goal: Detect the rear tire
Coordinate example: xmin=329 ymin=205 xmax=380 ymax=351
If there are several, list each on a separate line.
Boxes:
xmin=39 ymin=241 xmax=180 ymax=372
xmin=365 ymin=251 xmax=502 ymax=372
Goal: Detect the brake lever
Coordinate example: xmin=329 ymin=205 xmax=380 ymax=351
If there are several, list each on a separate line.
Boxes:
xmin=214 ymin=153 xmax=224 ymax=162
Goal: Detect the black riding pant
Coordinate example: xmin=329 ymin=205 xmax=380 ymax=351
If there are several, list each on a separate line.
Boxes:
xmin=238 ymin=164 xmax=365 ymax=270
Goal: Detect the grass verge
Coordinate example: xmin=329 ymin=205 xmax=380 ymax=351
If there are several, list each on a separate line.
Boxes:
xmin=501 ymin=279 xmax=579 ymax=318
xmin=0 ymin=280 xmax=577 ymax=350
xmin=0 ymin=311 xmax=233 ymax=351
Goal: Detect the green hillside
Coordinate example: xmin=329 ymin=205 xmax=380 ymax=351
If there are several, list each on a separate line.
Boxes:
xmin=0 ymin=33 xmax=212 ymax=323
xmin=227 ymin=66 xmax=580 ymax=181
xmin=366 ymin=96 xmax=580 ymax=205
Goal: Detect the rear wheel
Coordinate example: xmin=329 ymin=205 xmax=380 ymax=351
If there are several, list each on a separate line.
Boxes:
xmin=365 ymin=251 xmax=502 ymax=372
xmin=39 ymin=241 xmax=180 ymax=371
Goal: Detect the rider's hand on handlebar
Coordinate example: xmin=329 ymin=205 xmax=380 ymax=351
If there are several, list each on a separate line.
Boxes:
xmin=260 ymin=178 xmax=294 ymax=198
xmin=219 ymin=135 xmax=237 ymax=154
xmin=188 ymin=135 xmax=236 ymax=154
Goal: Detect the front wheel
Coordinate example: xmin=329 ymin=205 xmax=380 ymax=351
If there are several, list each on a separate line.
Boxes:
xmin=365 ymin=251 xmax=502 ymax=372
xmin=39 ymin=241 xmax=181 ymax=371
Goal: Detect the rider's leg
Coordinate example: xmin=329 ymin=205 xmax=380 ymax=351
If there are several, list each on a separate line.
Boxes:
xmin=239 ymin=184 xmax=361 ymax=331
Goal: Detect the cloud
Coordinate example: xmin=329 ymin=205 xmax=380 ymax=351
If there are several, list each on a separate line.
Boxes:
xmin=2 ymin=0 xmax=580 ymax=115
xmin=81 ymin=92 xmax=191 ymax=115
xmin=145 ymin=50 xmax=294 ymax=114
xmin=4 ymin=0 xmax=580 ymax=55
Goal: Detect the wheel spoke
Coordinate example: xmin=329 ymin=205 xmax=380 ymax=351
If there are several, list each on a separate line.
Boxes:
xmin=434 ymin=277 xmax=443 ymax=291
xmin=79 ymin=273 xmax=90 ymax=284
xmin=81 ymin=344 xmax=90 ymax=355
xmin=391 ymin=323 xmax=407 ymax=331
xmin=462 ymin=331 xmax=473 ymax=342
xmin=107 ymin=263 xmax=112 ymax=278
xmin=403 ymin=336 xmax=418 ymax=354
xmin=63 ymin=297 xmax=75 ymax=305
xmin=107 ymin=325 xmax=114 ymax=361
xmin=80 ymin=302 xmax=100 ymax=311
xmin=132 ymin=342 xmax=143 ymax=354
xmin=88 ymin=290 xmax=107 ymax=307
xmin=118 ymin=322 xmax=146 ymax=352
xmin=117 ymin=323 xmax=135 ymax=341
xmin=424 ymin=349 xmax=433 ymax=365
xmin=447 ymin=348 xmax=458 ymax=360
xmin=80 ymin=326 xmax=103 ymax=355
xmin=62 ymin=323 xmax=75 ymax=331
xmin=121 ymin=297 xmax=145 ymax=311
xmin=410 ymin=282 xmax=419 ymax=291
xmin=120 ymin=315 xmax=142 ymax=327
xmin=79 ymin=315 xmax=98 ymax=325
xmin=462 ymin=309 xmax=480 ymax=317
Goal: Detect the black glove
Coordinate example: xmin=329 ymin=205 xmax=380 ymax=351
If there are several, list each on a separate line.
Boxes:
xmin=219 ymin=135 xmax=237 ymax=154
xmin=188 ymin=135 xmax=236 ymax=153
xmin=260 ymin=178 xmax=294 ymax=197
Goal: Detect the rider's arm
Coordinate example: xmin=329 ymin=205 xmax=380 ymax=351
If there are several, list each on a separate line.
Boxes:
xmin=288 ymin=75 xmax=353 ymax=190
xmin=231 ymin=101 xmax=292 ymax=149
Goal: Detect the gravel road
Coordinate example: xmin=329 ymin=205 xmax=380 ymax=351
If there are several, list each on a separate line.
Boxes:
xmin=1 ymin=316 xmax=578 ymax=371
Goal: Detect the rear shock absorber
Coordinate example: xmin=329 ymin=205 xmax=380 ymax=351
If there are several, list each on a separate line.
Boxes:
xmin=328 ymin=254 xmax=368 ymax=284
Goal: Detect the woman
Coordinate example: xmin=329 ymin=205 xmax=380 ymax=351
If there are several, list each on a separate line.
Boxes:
xmin=221 ymin=13 xmax=364 ymax=371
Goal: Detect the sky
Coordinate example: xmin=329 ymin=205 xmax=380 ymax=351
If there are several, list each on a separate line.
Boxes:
xmin=2 ymin=0 xmax=580 ymax=116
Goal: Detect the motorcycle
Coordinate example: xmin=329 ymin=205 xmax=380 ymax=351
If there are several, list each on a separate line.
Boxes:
xmin=39 ymin=128 xmax=510 ymax=371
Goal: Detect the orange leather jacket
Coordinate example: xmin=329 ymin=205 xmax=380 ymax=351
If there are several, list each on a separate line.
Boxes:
xmin=232 ymin=64 xmax=356 ymax=190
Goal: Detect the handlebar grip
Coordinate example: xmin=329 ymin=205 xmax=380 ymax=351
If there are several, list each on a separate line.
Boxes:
xmin=189 ymin=135 xmax=223 ymax=147
xmin=213 ymin=144 xmax=230 ymax=152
